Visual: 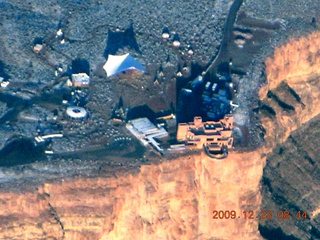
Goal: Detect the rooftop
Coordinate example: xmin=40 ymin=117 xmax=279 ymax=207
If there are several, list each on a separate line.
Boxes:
xmin=71 ymin=73 xmax=90 ymax=87
xmin=176 ymin=115 xmax=234 ymax=158
xmin=126 ymin=117 xmax=168 ymax=152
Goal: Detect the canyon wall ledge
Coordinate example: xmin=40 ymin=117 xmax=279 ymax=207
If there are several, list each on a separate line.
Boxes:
xmin=259 ymin=31 xmax=320 ymax=153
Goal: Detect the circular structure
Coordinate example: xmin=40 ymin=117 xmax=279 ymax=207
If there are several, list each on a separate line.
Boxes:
xmin=66 ymin=106 xmax=87 ymax=119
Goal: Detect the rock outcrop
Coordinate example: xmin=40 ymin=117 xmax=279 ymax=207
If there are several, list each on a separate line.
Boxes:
xmin=259 ymin=31 xmax=320 ymax=151
xmin=258 ymin=31 xmax=320 ymax=239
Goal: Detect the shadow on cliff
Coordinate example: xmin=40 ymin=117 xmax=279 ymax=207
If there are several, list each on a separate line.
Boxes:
xmin=0 ymin=61 xmax=10 ymax=80
xmin=72 ymin=58 xmax=90 ymax=75
xmin=0 ymin=138 xmax=46 ymax=167
xmin=259 ymin=225 xmax=300 ymax=240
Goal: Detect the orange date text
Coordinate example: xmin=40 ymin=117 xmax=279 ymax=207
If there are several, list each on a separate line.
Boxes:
xmin=212 ymin=210 xmax=308 ymax=220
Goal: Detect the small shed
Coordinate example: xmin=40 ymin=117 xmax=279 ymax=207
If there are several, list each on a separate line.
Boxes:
xmin=33 ymin=44 xmax=43 ymax=53
xmin=71 ymin=73 xmax=90 ymax=87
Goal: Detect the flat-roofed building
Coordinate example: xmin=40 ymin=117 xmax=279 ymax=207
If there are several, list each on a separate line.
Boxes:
xmin=176 ymin=115 xmax=233 ymax=158
xmin=71 ymin=73 xmax=90 ymax=87
xmin=126 ymin=117 xmax=168 ymax=152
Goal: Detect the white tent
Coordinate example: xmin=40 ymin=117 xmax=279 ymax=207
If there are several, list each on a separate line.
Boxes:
xmin=103 ymin=53 xmax=145 ymax=77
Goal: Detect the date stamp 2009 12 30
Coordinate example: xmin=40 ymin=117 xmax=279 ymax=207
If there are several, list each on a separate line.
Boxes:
xmin=212 ymin=210 xmax=308 ymax=220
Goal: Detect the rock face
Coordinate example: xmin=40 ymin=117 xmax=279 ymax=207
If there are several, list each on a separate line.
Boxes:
xmin=259 ymin=32 xmax=320 ymax=239
xmin=259 ymin=31 xmax=320 ymax=149
xmin=0 ymin=151 xmax=264 ymax=239
xmin=259 ymin=116 xmax=320 ymax=240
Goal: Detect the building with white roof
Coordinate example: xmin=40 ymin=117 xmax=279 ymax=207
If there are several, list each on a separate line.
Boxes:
xmin=71 ymin=73 xmax=90 ymax=87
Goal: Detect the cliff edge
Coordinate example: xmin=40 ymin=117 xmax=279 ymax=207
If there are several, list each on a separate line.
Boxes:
xmin=258 ymin=32 xmax=320 ymax=239
xmin=0 ymin=151 xmax=263 ymax=239
xmin=259 ymin=31 xmax=320 ymax=152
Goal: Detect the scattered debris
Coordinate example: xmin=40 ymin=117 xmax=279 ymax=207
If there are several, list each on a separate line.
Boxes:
xmin=176 ymin=71 xmax=183 ymax=77
xmin=66 ymin=79 xmax=73 ymax=87
xmin=168 ymin=144 xmax=186 ymax=152
xmin=56 ymin=29 xmax=63 ymax=38
xmin=45 ymin=150 xmax=54 ymax=154
xmin=35 ymin=134 xmax=63 ymax=143
xmin=172 ymin=40 xmax=181 ymax=47
xmin=187 ymin=45 xmax=194 ymax=55
xmin=162 ymin=27 xmax=170 ymax=39
xmin=234 ymin=38 xmax=246 ymax=48
xmin=172 ymin=33 xmax=181 ymax=47
xmin=0 ymin=78 xmax=9 ymax=88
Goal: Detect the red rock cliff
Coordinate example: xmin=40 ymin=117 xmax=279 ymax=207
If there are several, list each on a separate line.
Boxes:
xmin=260 ymin=31 xmax=320 ymax=151
xmin=0 ymin=151 xmax=264 ymax=239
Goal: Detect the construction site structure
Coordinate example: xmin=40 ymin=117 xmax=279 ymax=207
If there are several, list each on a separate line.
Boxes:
xmin=126 ymin=117 xmax=168 ymax=152
xmin=176 ymin=114 xmax=233 ymax=159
